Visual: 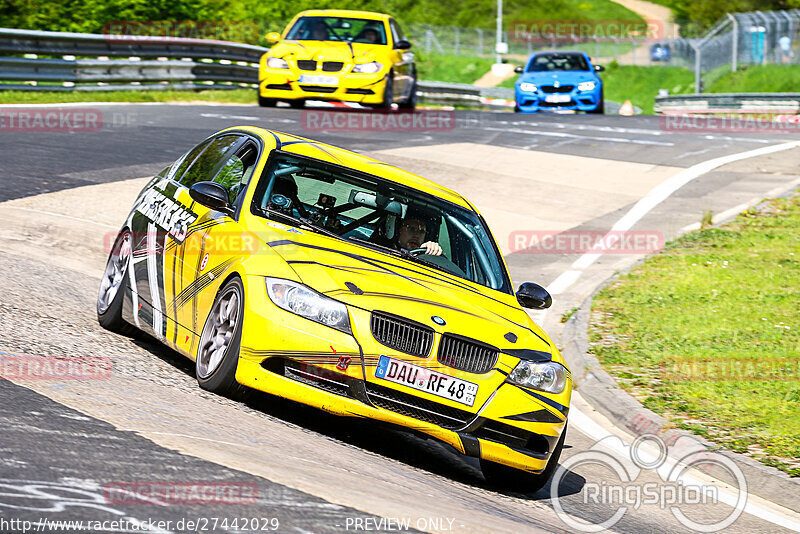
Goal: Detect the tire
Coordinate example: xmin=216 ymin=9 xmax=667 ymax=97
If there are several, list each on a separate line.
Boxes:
xmin=588 ymin=91 xmax=605 ymax=114
xmin=289 ymin=99 xmax=306 ymax=109
xmin=481 ymin=423 xmax=567 ymax=493
xmin=514 ymin=104 xmax=521 ymax=113
xmin=398 ymin=79 xmax=417 ymax=110
xmin=196 ymin=276 xmax=247 ymax=398
xmin=97 ymin=229 xmax=136 ymax=336
xmin=372 ymin=72 xmax=394 ymax=109
xmin=258 ymin=95 xmax=277 ymax=107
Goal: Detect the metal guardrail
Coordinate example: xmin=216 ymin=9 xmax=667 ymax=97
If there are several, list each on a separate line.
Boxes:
xmin=655 ymin=93 xmax=800 ymax=113
xmin=0 ymin=27 xmax=516 ymax=107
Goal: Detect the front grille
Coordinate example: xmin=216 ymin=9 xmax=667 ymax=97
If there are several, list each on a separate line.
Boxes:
xmin=266 ymin=83 xmax=291 ymax=90
xmin=437 ymin=335 xmax=498 ymax=374
xmin=365 ymin=382 xmax=473 ymax=429
xmin=296 ymin=60 xmax=317 ymax=71
xmin=281 ymin=359 xmax=350 ymax=397
xmin=299 ymin=85 xmax=337 ymax=93
xmin=322 ymin=61 xmax=344 ymax=72
xmin=474 ymin=420 xmax=550 ymax=455
xmin=540 ymin=85 xmax=574 ymax=93
xmin=370 ymin=312 xmax=434 ymax=358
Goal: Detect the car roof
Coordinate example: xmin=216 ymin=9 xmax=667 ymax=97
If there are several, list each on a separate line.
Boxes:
xmin=532 ymin=51 xmax=588 ymax=57
xmin=229 ymin=127 xmax=473 ymax=210
xmin=294 ymin=9 xmax=392 ymax=21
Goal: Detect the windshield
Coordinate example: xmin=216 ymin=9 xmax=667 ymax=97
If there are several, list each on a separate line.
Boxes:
xmin=285 ymin=16 xmax=388 ymax=44
xmin=528 ymin=53 xmax=590 ymax=72
xmin=251 ymin=152 xmax=511 ymax=293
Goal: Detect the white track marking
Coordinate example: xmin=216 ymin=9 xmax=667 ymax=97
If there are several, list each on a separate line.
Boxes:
xmin=146 ymin=222 xmax=163 ymax=337
xmin=483 ymin=126 xmax=675 ymax=146
xmin=569 ymin=399 xmax=800 ymax=531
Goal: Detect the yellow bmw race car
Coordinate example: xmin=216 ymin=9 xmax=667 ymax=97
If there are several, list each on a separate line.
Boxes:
xmin=97 ymin=127 xmax=571 ymax=490
xmin=258 ymin=9 xmax=417 ymax=109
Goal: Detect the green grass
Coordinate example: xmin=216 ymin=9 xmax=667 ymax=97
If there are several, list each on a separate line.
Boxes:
xmin=0 ymin=89 xmax=258 ymax=105
xmin=707 ymin=64 xmax=800 ymax=93
xmin=415 ymin=52 xmax=495 ymax=84
xmin=590 ymin=195 xmax=800 ymax=476
xmin=500 ymin=62 xmax=695 ymax=114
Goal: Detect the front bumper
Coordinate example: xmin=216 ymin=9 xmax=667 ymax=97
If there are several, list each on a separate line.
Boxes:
xmin=516 ymin=89 xmax=601 ymax=112
xmin=259 ymin=68 xmax=388 ymax=104
xmin=235 ymin=277 xmax=570 ymax=473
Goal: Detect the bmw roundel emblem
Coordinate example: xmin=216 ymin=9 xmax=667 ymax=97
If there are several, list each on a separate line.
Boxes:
xmin=431 ymin=316 xmax=446 ymax=326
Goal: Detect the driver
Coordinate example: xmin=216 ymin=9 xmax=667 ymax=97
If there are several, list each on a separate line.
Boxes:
xmin=310 ymin=20 xmax=329 ymax=41
xmin=395 ymin=216 xmax=442 ymax=256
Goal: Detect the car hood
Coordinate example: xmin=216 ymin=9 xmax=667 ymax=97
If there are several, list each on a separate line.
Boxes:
xmin=250 ymin=220 xmax=553 ymax=353
xmin=269 ymin=40 xmax=384 ymax=64
xmin=519 ymin=71 xmax=598 ymax=85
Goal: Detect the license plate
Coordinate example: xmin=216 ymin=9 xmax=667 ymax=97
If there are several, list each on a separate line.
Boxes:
xmin=545 ymin=94 xmax=571 ymax=103
xmin=375 ymin=355 xmax=478 ymax=407
xmin=298 ymin=75 xmax=339 ymax=86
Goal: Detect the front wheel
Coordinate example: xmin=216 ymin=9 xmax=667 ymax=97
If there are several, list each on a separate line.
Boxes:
xmin=588 ymin=91 xmax=604 ymax=114
xmin=481 ymin=423 xmax=567 ymax=493
xmin=397 ymin=79 xmax=417 ymax=110
xmin=196 ymin=277 xmax=246 ymax=397
xmin=97 ymin=229 xmax=136 ymax=336
xmin=258 ymin=95 xmax=277 ymax=107
xmin=372 ymin=73 xmax=394 ymax=109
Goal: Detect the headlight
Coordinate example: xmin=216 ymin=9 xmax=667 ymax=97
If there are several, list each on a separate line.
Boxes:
xmin=265 ymin=278 xmax=351 ymax=334
xmin=577 ymin=81 xmax=597 ymax=91
xmin=352 ymin=61 xmax=383 ymax=74
xmin=519 ymin=82 xmax=538 ymax=92
xmin=266 ymin=57 xmax=289 ymax=69
xmin=508 ymin=361 xmax=568 ymax=394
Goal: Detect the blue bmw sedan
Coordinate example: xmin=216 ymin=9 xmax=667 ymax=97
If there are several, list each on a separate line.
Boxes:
xmin=514 ymin=51 xmax=604 ymax=114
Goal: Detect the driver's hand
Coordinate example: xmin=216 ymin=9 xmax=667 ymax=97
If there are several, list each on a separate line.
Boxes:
xmin=421 ymin=241 xmax=442 ymax=256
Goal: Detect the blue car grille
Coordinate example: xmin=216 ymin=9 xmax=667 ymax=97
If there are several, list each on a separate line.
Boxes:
xmin=540 ymin=85 xmax=574 ymax=94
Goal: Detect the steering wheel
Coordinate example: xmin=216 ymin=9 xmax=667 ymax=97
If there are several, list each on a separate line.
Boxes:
xmin=408 ymin=247 xmax=427 ymax=256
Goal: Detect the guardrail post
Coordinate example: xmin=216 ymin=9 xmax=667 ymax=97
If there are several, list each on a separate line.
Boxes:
xmin=476 ymin=28 xmax=483 ymax=55
xmin=692 ymin=42 xmax=702 ymax=92
xmin=731 ymin=14 xmax=739 ymax=71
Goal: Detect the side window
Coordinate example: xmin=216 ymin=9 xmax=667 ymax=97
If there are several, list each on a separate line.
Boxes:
xmin=170 ymin=138 xmax=212 ymax=182
xmin=213 ymin=142 xmax=259 ymax=206
xmin=389 ymin=19 xmax=407 ymax=43
xmin=179 ymin=135 xmax=242 ymax=188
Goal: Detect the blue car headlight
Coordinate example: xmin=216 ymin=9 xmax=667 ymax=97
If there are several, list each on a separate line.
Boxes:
xmin=266 ymin=277 xmax=352 ymax=334
xmin=519 ymin=82 xmax=537 ymax=93
xmin=508 ymin=360 xmax=568 ymax=394
xmin=577 ymin=81 xmax=597 ymax=92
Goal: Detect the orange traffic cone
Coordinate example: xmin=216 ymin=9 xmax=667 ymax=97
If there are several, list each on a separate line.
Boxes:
xmin=619 ymin=100 xmax=635 ymax=116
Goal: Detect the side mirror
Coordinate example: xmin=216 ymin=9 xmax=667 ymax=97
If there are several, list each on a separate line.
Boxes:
xmin=516 ymin=282 xmax=552 ymax=309
xmin=190 ymin=182 xmax=232 ymax=214
xmin=514 ymin=66 xmax=524 ymax=73
xmin=394 ymin=40 xmax=412 ymax=50
xmin=594 ymin=64 xmax=605 ymax=72
xmin=265 ymin=32 xmax=281 ymax=44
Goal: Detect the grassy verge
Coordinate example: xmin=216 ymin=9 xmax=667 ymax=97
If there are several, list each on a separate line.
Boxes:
xmin=707 ymin=64 xmax=800 ymax=93
xmin=415 ymin=53 xmax=496 ymax=85
xmin=590 ymin=193 xmax=800 ymax=476
xmin=500 ymin=62 xmax=695 ymax=114
xmin=0 ymin=89 xmax=257 ymax=105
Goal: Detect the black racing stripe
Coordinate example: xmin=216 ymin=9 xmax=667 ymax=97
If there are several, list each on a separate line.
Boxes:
xmin=268 ymin=130 xmax=283 ymax=149
xmin=501 ymin=409 xmax=564 ymax=424
xmin=458 ymin=433 xmax=482 ymax=458
xmin=165 ymin=219 xmax=224 ymax=251
xmin=171 ymin=257 xmax=236 ymax=310
xmin=493 ymin=368 xmax=509 ymax=376
xmin=515 ymin=386 xmax=569 ymax=417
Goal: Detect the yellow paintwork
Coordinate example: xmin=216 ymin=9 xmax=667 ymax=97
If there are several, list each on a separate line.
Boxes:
xmin=159 ymin=127 xmax=571 ymax=473
xmin=258 ymin=9 xmax=408 ymax=105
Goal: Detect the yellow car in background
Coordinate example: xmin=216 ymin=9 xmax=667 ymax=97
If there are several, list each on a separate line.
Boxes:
xmin=98 ymin=127 xmax=570 ymax=491
xmin=258 ymin=9 xmax=417 ymax=109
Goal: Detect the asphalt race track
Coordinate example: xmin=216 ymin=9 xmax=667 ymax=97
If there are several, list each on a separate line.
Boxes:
xmin=1 ymin=103 xmax=799 ymax=533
